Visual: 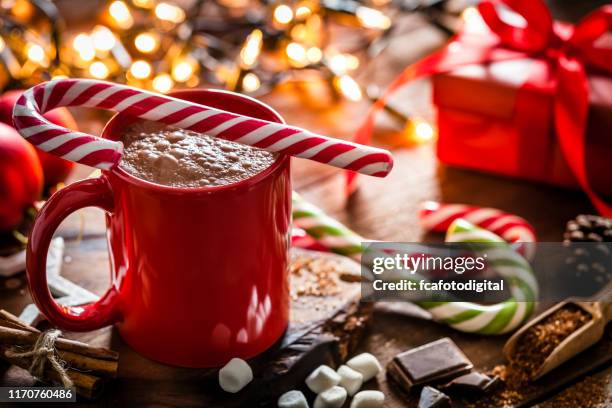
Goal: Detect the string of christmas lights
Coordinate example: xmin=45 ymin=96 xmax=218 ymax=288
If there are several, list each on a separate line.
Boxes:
xmin=0 ymin=0 xmax=474 ymax=143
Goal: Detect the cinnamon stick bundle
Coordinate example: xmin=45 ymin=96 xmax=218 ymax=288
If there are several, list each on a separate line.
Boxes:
xmin=0 ymin=310 xmax=119 ymax=399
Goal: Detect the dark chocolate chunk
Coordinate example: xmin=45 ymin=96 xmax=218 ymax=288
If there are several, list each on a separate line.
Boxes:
xmin=440 ymin=372 xmax=500 ymax=396
xmin=387 ymin=337 xmax=473 ymax=392
xmin=484 ymin=375 xmax=501 ymax=392
xmin=418 ymin=386 xmax=451 ymax=408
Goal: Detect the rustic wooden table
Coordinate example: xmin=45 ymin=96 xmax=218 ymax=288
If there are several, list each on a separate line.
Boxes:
xmin=1 ymin=4 xmax=611 ymax=407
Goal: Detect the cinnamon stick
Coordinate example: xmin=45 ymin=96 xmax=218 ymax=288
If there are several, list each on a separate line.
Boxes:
xmin=0 ymin=325 xmax=118 ymax=361
xmin=0 ymin=311 xmax=118 ymax=378
xmin=0 ymin=310 xmax=37 ymax=332
xmin=2 ymin=353 xmax=103 ymax=399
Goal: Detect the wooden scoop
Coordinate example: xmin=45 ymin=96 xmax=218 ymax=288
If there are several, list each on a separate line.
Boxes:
xmin=503 ymin=284 xmax=612 ymax=380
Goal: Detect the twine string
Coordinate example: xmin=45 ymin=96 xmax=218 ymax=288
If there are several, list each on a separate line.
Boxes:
xmin=5 ymin=329 xmax=74 ymax=388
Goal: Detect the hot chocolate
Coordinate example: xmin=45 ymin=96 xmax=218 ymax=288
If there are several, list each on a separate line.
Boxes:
xmin=119 ymin=120 xmax=277 ymax=188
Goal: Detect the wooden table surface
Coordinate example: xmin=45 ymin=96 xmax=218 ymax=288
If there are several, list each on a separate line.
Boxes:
xmin=1 ymin=3 xmax=611 ymax=407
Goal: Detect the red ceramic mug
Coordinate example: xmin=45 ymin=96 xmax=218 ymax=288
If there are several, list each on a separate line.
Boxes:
xmin=26 ymin=89 xmax=291 ymax=367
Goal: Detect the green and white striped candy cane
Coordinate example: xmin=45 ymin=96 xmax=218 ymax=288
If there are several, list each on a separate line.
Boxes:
xmin=291 ymin=193 xmax=538 ymax=334
xmin=417 ymin=219 xmax=538 ymax=334
xmin=292 ymin=192 xmax=364 ymax=256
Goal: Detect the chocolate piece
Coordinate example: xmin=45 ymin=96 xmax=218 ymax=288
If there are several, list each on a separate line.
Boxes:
xmin=440 ymin=372 xmax=500 ymax=396
xmin=417 ymin=386 xmax=451 ymax=408
xmin=387 ymin=337 xmax=473 ymax=392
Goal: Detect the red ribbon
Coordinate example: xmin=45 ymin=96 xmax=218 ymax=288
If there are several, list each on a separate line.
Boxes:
xmin=353 ymin=0 xmax=612 ymax=216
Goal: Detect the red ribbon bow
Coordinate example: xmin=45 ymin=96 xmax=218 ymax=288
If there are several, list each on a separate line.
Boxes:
xmin=353 ymin=0 xmax=612 ymax=215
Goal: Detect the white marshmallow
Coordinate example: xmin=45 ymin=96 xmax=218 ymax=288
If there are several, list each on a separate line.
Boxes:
xmin=305 ymin=365 xmax=341 ymax=394
xmin=337 ymin=365 xmax=363 ymax=396
xmin=349 ymin=390 xmax=385 ymax=408
xmin=313 ymin=386 xmax=347 ymax=408
xmin=278 ymin=390 xmax=309 ymax=408
xmin=218 ymin=358 xmax=253 ymax=393
xmin=346 ymin=353 xmax=381 ymax=382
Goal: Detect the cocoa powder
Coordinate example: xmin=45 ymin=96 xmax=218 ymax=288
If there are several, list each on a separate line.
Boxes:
xmin=509 ymin=304 xmax=592 ymax=381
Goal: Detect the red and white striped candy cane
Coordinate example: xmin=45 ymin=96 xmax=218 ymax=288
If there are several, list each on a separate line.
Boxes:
xmin=13 ymin=79 xmax=394 ymax=176
xmin=419 ymin=201 xmax=536 ymax=250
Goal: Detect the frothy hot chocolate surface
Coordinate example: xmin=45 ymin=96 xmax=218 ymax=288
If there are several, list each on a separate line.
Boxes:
xmin=119 ymin=120 xmax=277 ymax=188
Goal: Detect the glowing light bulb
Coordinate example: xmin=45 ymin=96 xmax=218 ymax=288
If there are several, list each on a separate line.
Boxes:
xmin=152 ymin=73 xmax=174 ymax=93
xmin=356 ymin=7 xmax=391 ymax=29
xmin=240 ymin=29 xmax=262 ymax=69
xmin=155 ymin=3 xmax=186 ymax=23
xmin=286 ymin=42 xmax=308 ymax=67
xmin=335 ymin=75 xmax=362 ymax=102
xmin=295 ymin=6 xmax=311 ymax=19
xmin=413 ymin=120 xmax=435 ymax=143
xmin=328 ymin=54 xmax=360 ymax=74
xmin=345 ymin=55 xmax=359 ymax=70
xmin=273 ymin=4 xmax=293 ymax=25
xmin=306 ymin=47 xmax=322 ymax=63
xmin=242 ymin=73 xmax=261 ymax=92
xmin=130 ymin=60 xmax=152 ymax=79
xmin=0 ymin=37 xmax=5 ymax=52
xmin=73 ymin=33 xmax=95 ymax=61
xmin=11 ymin=0 xmax=33 ymax=19
xmin=290 ymin=24 xmax=307 ymax=42
xmin=26 ymin=44 xmax=45 ymax=63
xmin=51 ymin=72 xmax=68 ymax=80
xmin=135 ymin=32 xmax=159 ymax=53
xmin=172 ymin=59 xmax=195 ymax=82
xmin=132 ymin=0 xmax=154 ymax=8
xmin=328 ymin=54 xmax=347 ymax=74
xmin=89 ymin=61 xmax=110 ymax=79
xmin=92 ymin=26 xmax=116 ymax=51
xmin=109 ymin=1 xmax=134 ymax=29
xmin=73 ymin=33 xmax=90 ymax=51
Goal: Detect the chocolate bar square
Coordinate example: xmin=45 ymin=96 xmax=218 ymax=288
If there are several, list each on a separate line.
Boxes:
xmin=440 ymin=372 xmax=501 ymax=396
xmin=418 ymin=386 xmax=451 ymax=408
xmin=387 ymin=338 xmax=473 ymax=393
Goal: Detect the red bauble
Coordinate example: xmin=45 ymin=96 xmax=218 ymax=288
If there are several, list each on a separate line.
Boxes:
xmin=0 ymin=122 xmax=44 ymax=230
xmin=0 ymin=90 xmax=76 ymax=186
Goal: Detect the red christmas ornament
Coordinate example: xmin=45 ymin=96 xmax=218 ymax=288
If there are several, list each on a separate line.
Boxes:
xmin=0 ymin=90 xmax=76 ymax=186
xmin=0 ymin=122 xmax=43 ymax=230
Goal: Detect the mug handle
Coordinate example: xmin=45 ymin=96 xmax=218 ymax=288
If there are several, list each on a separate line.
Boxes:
xmin=27 ymin=177 xmax=121 ymax=331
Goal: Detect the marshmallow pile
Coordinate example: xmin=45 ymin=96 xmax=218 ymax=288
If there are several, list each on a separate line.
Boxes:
xmin=216 ymin=353 xmax=384 ymax=407
xmin=278 ymin=353 xmax=384 ymax=408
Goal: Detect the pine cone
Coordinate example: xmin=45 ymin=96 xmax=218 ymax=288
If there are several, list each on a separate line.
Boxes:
xmin=564 ymin=215 xmax=611 ymax=285
xmin=564 ymin=215 xmax=612 ymax=243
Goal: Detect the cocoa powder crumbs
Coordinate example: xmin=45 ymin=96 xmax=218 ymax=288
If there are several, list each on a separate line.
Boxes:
xmin=535 ymin=374 xmax=610 ymax=408
xmin=290 ymin=255 xmax=341 ymax=299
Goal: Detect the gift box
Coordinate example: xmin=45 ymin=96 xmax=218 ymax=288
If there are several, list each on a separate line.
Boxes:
xmin=432 ymin=59 xmax=612 ymax=196
xmin=353 ymin=0 xmax=612 ymax=212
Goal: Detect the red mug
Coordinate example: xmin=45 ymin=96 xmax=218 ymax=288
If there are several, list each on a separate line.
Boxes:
xmin=26 ymin=89 xmax=291 ymax=367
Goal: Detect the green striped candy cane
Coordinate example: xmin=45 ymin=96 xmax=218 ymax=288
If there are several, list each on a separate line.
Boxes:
xmin=292 ymin=192 xmax=364 ymax=256
xmin=417 ymin=219 xmax=538 ymax=334
xmin=291 ymin=193 xmax=538 ymax=334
